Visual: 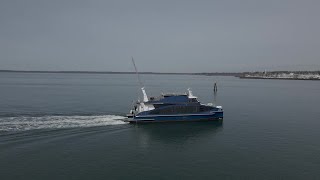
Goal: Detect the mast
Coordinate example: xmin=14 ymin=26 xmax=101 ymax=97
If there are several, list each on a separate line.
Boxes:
xmin=132 ymin=57 xmax=143 ymax=87
xmin=131 ymin=57 xmax=148 ymax=102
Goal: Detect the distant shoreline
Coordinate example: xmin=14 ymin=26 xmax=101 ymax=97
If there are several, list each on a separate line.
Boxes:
xmin=240 ymin=71 xmax=320 ymax=81
xmin=239 ymin=76 xmax=320 ymax=81
xmin=2 ymin=70 xmax=320 ymax=81
xmin=0 ymin=70 xmax=240 ymax=76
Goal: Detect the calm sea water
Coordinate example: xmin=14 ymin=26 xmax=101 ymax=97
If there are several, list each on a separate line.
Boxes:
xmin=0 ymin=72 xmax=319 ymax=179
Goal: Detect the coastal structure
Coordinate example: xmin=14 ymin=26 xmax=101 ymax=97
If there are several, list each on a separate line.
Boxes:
xmin=241 ymin=71 xmax=320 ymax=80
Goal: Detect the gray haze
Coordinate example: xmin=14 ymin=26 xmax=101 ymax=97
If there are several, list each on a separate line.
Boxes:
xmin=1 ymin=0 xmax=319 ymax=72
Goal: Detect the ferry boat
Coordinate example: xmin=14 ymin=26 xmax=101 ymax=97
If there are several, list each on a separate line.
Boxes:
xmin=126 ymin=87 xmax=223 ymax=123
xmin=126 ymin=57 xmax=223 ymax=123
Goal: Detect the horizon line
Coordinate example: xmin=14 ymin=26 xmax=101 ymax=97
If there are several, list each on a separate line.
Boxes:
xmin=0 ymin=69 xmax=241 ymax=75
xmin=0 ymin=69 xmax=319 ymax=75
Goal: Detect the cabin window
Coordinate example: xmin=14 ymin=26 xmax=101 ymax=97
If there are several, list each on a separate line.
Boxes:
xmin=150 ymin=105 xmax=200 ymax=115
xmin=189 ymin=98 xmax=197 ymax=102
xmin=199 ymin=105 xmax=213 ymax=112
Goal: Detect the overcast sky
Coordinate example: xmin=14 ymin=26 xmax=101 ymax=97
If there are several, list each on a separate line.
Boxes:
xmin=0 ymin=0 xmax=319 ymax=72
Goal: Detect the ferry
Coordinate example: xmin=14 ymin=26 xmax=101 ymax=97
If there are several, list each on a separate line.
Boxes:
xmin=126 ymin=88 xmax=223 ymax=123
xmin=126 ymin=57 xmax=223 ymax=123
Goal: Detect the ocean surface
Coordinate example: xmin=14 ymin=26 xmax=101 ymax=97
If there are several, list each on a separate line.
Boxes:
xmin=0 ymin=72 xmax=320 ymax=179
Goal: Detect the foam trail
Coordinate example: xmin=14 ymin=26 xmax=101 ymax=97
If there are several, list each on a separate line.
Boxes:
xmin=0 ymin=115 xmax=128 ymax=131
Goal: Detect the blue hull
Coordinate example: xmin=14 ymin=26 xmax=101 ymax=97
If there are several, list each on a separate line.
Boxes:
xmin=127 ymin=112 xmax=223 ymax=123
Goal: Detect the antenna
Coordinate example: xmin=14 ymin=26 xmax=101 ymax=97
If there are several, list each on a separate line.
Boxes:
xmin=131 ymin=57 xmax=143 ymax=87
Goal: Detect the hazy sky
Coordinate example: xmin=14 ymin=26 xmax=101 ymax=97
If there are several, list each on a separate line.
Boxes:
xmin=1 ymin=0 xmax=319 ymax=72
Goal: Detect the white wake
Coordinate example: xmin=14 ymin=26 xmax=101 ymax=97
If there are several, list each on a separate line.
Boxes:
xmin=0 ymin=115 xmax=128 ymax=131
